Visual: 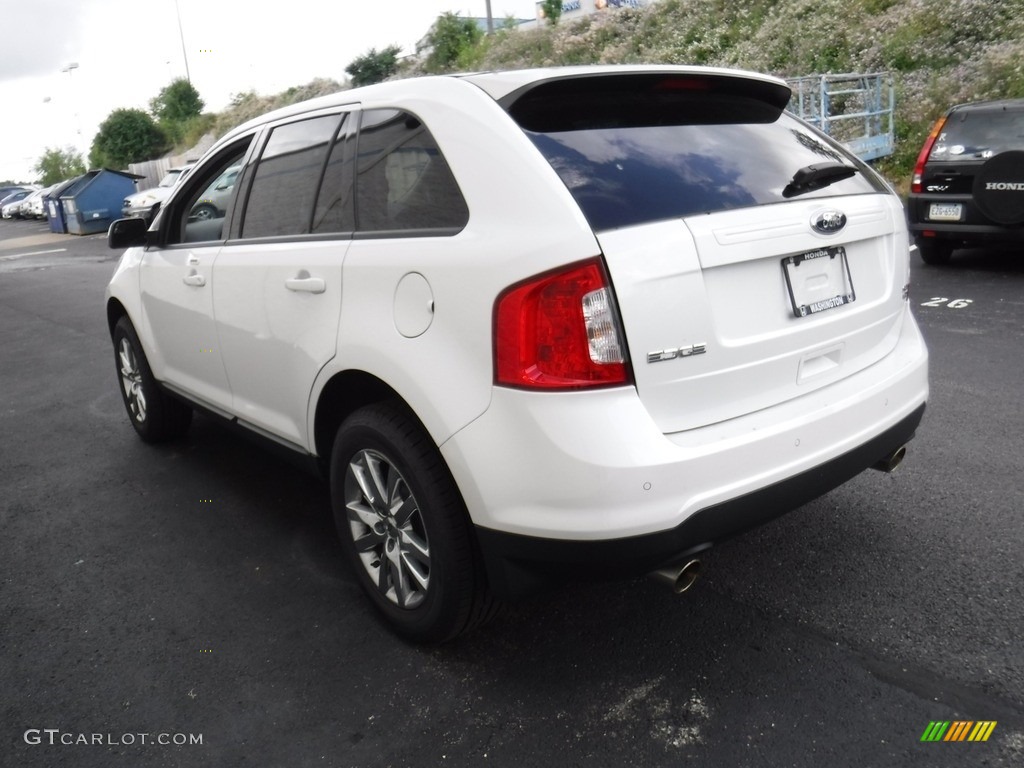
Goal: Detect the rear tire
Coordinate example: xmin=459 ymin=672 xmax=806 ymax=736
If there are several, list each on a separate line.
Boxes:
xmin=330 ymin=403 xmax=500 ymax=643
xmin=112 ymin=316 xmax=192 ymax=442
xmin=917 ymin=239 xmax=953 ymax=265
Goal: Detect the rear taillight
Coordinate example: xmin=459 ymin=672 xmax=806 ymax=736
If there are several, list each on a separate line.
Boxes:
xmin=494 ymin=259 xmax=630 ymax=389
xmin=911 ymin=115 xmax=948 ymax=193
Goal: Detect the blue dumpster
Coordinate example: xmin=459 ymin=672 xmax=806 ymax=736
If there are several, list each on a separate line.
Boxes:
xmin=45 ymin=176 xmax=89 ymax=233
xmin=60 ymin=169 xmax=143 ymax=236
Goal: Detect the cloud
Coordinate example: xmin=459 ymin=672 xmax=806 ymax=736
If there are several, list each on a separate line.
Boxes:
xmin=0 ymin=1 xmax=92 ymax=83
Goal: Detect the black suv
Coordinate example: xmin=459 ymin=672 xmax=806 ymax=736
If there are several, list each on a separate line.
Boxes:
xmin=907 ymin=99 xmax=1024 ymax=264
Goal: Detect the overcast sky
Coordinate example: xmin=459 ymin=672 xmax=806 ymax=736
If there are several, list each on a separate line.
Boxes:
xmin=0 ymin=0 xmax=540 ymax=183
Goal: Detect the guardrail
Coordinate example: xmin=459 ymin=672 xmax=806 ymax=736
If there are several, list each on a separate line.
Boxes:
xmin=787 ymin=73 xmax=895 ymax=162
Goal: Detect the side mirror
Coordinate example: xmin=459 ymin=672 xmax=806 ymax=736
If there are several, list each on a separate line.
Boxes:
xmin=107 ymin=217 xmax=149 ymax=249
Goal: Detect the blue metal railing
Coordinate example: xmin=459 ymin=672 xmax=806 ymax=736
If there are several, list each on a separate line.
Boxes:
xmin=787 ymin=73 xmax=895 ymax=162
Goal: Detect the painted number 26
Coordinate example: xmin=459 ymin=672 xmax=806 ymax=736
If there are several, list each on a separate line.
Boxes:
xmin=921 ymin=297 xmax=973 ymax=309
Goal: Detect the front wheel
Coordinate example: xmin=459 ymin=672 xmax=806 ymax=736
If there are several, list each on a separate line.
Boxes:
xmin=330 ymin=403 xmax=499 ymax=643
xmin=112 ymin=316 xmax=192 ymax=442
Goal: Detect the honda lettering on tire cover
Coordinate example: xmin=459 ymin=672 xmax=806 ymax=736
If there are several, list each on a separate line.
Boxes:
xmin=972 ymin=150 xmax=1024 ymax=225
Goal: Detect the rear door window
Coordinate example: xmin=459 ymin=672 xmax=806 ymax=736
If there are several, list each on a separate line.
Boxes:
xmin=507 ymin=74 xmax=886 ymax=231
xmin=312 ymin=117 xmax=357 ymax=234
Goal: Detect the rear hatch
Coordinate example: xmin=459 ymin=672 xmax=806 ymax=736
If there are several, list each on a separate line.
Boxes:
xmin=505 ymin=71 xmax=907 ymax=433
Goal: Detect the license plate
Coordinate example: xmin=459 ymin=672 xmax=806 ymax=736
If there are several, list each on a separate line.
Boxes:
xmin=928 ymin=203 xmax=962 ymax=222
xmin=782 ymin=246 xmax=856 ymax=318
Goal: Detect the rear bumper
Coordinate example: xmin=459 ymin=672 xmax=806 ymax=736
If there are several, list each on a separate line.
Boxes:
xmin=906 ymin=194 xmax=1024 ymax=242
xmin=477 ymin=402 xmax=924 ymax=597
xmin=443 ymin=306 xmax=928 ymax=599
xmin=908 ymin=221 xmax=1024 ymax=241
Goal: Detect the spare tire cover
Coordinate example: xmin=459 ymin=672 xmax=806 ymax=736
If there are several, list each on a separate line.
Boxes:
xmin=972 ymin=151 xmax=1024 ymax=225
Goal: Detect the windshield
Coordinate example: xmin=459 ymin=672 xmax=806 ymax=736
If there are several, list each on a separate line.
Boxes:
xmin=158 ymin=170 xmax=183 ymax=188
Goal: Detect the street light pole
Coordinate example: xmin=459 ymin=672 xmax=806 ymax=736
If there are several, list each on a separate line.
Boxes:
xmin=174 ymin=0 xmax=192 ymax=84
xmin=485 ymin=0 xmax=494 ymax=34
xmin=60 ymin=62 xmax=82 ymax=158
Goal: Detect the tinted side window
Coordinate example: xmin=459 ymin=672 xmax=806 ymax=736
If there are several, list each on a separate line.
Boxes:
xmin=167 ymin=140 xmax=253 ymax=245
xmin=312 ymin=117 xmax=356 ymax=234
xmin=242 ymin=114 xmax=342 ymax=238
xmin=355 ymin=109 xmax=468 ymax=233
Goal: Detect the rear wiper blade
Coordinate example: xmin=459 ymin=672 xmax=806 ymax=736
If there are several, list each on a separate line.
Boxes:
xmin=783 ymin=162 xmax=858 ymax=198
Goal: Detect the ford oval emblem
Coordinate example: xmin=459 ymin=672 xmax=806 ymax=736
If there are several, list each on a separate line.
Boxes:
xmin=812 ymin=210 xmax=847 ymax=235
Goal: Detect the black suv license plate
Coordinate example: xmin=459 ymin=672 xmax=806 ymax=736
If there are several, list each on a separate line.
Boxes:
xmin=782 ymin=246 xmax=856 ymax=318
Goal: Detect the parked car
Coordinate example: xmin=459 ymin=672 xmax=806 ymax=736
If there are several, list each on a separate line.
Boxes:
xmin=121 ymin=164 xmax=195 ymax=222
xmin=4 ymin=192 xmax=32 ymax=219
xmin=105 ymin=66 xmax=928 ymax=642
xmin=1 ymin=189 xmax=33 ymax=218
xmin=189 ymin=164 xmax=241 ymax=220
xmin=19 ymin=187 xmax=48 ymax=219
xmin=907 ymin=98 xmax=1024 ymax=264
xmin=0 ymin=184 xmax=31 ymax=204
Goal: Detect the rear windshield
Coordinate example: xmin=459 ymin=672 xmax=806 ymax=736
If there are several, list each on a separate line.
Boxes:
xmin=508 ymin=74 xmax=886 ymax=231
xmin=930 ymin=106 xmax=1024 ymax=161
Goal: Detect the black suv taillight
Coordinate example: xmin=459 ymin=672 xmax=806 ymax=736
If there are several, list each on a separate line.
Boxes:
xmin=911 ymin=116 xmax=949 ymax=193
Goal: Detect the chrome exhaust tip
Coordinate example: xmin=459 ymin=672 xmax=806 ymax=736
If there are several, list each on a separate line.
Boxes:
xmin=649 ymin=559 xmax=702 ymax=594
xmin=872 ymin=445 xmax=907 ymax=473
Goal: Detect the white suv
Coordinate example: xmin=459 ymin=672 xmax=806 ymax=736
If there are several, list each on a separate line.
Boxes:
xmin=105 ymin=66 xmax=928 ymax=642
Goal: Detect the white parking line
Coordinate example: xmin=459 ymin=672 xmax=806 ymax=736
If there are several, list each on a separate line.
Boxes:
xmin=0 ymin=248 xmax=68 ymax=262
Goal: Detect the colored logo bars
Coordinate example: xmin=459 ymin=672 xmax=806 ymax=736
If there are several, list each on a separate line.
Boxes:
xmin=920 ymin=721 xmax=997 ymax=742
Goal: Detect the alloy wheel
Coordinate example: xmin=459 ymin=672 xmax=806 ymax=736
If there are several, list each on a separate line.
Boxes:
xmin=344 ymin=449 xmax=431 ymax=609
xmin=118 ymin=337 xmax=147 ymax=423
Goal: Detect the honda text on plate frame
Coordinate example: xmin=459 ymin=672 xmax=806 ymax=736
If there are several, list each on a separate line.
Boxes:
xmin=105 ymin=66 xmax=928 ymax=642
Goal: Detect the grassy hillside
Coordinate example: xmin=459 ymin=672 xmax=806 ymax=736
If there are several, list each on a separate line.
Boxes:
xmin=211 ymin=78 xmax=346 ymax=138
xmin=418 ymin=0 xmax=1024 ymax=183
xmin=203 ymin=1 xmax=1024 ymax=187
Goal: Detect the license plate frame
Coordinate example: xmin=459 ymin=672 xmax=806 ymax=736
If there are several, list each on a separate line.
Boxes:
xmin=928 ymin=202 xmax=963 ymax=222
xmin=782 ymin=246 xmax=856 ymax=319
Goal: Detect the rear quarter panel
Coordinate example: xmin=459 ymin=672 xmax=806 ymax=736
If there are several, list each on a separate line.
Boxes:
xmin=309 ymin=79 xmax=604 ymax=450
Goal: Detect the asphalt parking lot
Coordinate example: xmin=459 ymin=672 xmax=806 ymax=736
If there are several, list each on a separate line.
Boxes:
xmin=1 ymin=217 xmax=1022 ymax=767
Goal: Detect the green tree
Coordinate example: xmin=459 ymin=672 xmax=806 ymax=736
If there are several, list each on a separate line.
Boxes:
xmin=90 ymin=109 xmax=168 ymax=169
xmin=346 ymin=45 xmax=402 ymax=87
xmin=34 ymin=146 xmax=86 ymax=185
xmin=150 ymin=78 xmax=205 ymax=144
xmin=423 ymin=12 xmax=484 ymax=73
xmin=150 ymin=78 xmax=204 ymax=125
xmin=540 ymin=0 xmax=563 ymax=26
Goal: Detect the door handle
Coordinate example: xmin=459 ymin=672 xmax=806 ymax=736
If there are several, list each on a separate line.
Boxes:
xmin=183 ymin=271 xmax=206 ymax=287
xmin=285 ymin=275 xmax=326 ymax=294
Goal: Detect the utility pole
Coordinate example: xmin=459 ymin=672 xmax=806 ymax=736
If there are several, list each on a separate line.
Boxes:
xmin=485 ymin=0 xmax=494 ymax=34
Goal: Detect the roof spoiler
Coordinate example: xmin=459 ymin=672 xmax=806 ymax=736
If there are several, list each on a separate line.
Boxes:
xmin=501 ymin=72 xmax=792 ymax=132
